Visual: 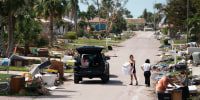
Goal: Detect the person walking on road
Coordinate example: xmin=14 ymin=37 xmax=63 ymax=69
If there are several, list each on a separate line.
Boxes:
xmin=141 ymin=59 xmax=151 ymax=87
xmin=129 ymin=55 xmax=138 ymax=85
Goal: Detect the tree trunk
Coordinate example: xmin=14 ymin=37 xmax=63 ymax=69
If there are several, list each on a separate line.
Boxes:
xmin=49 ymin=13 xmax=54 ymax=47
xmin=108 ymin=21 xmax=113 ymax=36
xmin=105 ymin=11 xmax=109 ymax=36
xmin=24 ymin=43 xmax=30 ymax=56
xmin=0 ymin=16 xmax=6 ymax=57
xmin=97 ymin=0 xmax=101 ymax=31
xmin=7 ymin=11 xmax=14 ymax=57
xmin=73 ymin=1 xmax=78 ymax=39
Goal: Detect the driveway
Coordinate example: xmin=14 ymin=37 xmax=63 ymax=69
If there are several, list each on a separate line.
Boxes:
xmin=1 ymin=31 xmax=161 ymax=100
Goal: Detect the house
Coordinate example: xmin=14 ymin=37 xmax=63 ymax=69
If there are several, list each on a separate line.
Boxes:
xmin=87 ymin=17 xmax=107 ymax=31
xmin=125 ymin=18 xmax=146 ymax=30
xmin=40 ymin=16 xmax=79 ymax=35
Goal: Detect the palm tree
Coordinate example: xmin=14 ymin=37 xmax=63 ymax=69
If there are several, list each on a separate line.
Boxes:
xmin=0 ymin=1 xmax=6 ymax=57
xmin=2 ymin=0 xmax=25 ymax=57
xmin=34 ymin=0 xmax=68 ymax=47
xmin=67 ymin=0 xmax=79 ymax=32
xmin=79 ymin=11 xmax=87 ymax=21
xmin=14 ymin=0 xmax=42 ymax=56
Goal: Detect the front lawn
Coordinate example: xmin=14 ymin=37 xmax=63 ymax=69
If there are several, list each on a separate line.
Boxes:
xmin=0 ymin=66 xmax=29 ymax=72
xmin=0 ymin=73 xmax=12 ymax=82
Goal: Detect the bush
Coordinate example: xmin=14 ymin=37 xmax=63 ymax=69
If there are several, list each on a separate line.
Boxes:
xmin=100 ymin=32 xmax=105 ymax=37
xmin=88 ymin=31 xmax=93 ymax=36
xmin=164 ymin=39 xmax=170 ymax=45
xmin=77 ymin=30 xmax=85 ymax=37
xmin=162 ymin=28 xmax=168 ymax=35
xmin=66 ymin=31 xmax=76 ymax=34
xmin=30 ymin=59 xmax=41 ymax=65
xmin=64 ymin=33 xmax=76 ymax=41
xmin=37 ymin=37 xmax=49 ymax=47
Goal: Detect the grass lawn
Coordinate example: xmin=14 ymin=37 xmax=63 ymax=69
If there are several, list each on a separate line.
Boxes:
xmin=0 ymin=66 xmax=29 ymax=72
xmin=66 ymin=62 xmax=74 ymax=66
xmin=74 ymin=38 xmax=120 ymax=46
xmin=66 ymin=34 xmax=131 ymax=47
xmin=0 ymin=66 xmax=73 ymax=73
xmin=0 ymin=73 xmax=12 ymax=82
xmin=174 ymin=39 xmax=187 ymax=44
xmin=64 ymin=69 xmax=73 ymax=73
xmin=160 ymin=39 xmax=187 ymax=44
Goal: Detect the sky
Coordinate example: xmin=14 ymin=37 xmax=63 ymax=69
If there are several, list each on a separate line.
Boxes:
xmin=78 ymin=0 xmax=167 ymax=18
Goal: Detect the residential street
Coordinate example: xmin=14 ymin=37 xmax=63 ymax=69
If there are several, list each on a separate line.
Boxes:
xmin=1 ymin=31 xmax=161 ymax=100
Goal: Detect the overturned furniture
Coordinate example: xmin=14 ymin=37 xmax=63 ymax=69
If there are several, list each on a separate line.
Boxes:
xmin=49 ymin=61 xmax=64 ymax=79
xmin=10 ymin=54 xmax=29 ymax=66
xmin=38 ymin=48 xmax=49 ymax=57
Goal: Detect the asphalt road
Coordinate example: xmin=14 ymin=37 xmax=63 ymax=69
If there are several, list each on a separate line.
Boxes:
xmin=1 ymin=31 xmax=161 ymax=100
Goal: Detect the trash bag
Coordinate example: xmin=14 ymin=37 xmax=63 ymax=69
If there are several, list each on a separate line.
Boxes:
xmin=122 ymin=62 xmax=132 ymax=75
xmin=108 ymin=46 xmax=112 ymax=50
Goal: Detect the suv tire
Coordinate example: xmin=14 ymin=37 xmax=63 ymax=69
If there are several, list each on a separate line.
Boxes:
xmin=74 ymin=75 xmax=80 ymax=84
xmin=101 ymin=70 xmax=109 ymax=83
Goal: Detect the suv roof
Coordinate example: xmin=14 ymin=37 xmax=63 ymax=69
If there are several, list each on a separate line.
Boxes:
xmin=76 ymin=46 xmax=104 ymax=54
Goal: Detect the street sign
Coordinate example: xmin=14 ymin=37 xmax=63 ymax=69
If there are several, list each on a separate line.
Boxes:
xmin=87 ymin=25 xmax=90 ymax=31
xmin=106 ymin=38 xmax=111 ymax=41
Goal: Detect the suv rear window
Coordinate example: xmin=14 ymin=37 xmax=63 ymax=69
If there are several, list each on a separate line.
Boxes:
xmin=80 ymin=54 xmax=102 ymax=68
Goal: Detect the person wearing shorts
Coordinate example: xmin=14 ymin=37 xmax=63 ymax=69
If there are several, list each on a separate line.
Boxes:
xmin=129 ymin=55 xmax=138 ymax=85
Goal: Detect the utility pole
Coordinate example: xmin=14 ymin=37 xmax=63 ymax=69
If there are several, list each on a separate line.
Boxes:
xmin=186 ymin=0 xmax=189 ymax=87
xmin=187 ymin=0 xmax=189 ymax=43
xmin=154 ymin=0 xmax=156 ymax=34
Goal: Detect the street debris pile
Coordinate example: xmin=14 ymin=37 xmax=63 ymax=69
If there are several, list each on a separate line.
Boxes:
xmin=0 ymin=54 xmax=73 ymax=95
xmin=153 ymin=35 xmax=200 ymax=99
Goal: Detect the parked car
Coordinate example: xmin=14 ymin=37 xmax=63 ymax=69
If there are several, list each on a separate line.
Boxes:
xmin=73 ymin=46 xmax=110 ymax=84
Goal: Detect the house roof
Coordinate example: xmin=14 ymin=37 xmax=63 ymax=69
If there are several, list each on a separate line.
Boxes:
xmin=125 ymin=18 xmax=146 ymax=24
xmin=37 ymin=16 xmax=80 ymax=24
xmin=87 ymin=17 xmax=107 ymax=23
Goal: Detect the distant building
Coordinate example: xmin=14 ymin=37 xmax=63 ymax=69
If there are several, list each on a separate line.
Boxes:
xmin=87 ymin=17 xmax=107 ymax=31
xmin=125 ymin=18 xmax=146 ymax=30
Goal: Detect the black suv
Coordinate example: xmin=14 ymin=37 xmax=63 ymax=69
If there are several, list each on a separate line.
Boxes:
xmin=73 ymin=46 xmax=110 ymax=83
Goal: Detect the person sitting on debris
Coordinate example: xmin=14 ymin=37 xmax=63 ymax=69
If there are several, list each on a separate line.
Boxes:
xmin=156 ymin=74 xmax=175 ymax=100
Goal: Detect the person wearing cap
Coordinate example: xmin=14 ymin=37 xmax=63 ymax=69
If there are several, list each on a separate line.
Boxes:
xmin=156 ymin=74 xmax=175 ymax=100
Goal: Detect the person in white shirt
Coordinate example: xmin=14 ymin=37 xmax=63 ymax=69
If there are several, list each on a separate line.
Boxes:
xmin=141 ymin=59 xmax=151 ymax=87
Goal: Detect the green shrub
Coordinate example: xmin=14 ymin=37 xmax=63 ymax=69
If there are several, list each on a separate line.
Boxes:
xmin=37 ymin=37 xmax=49 ymax=47
xmin=66 ymin=31 xmax=76 ymax=34
xmin=77 ymin=30 xmax=85 ymax=37
xmin=164 ymin=39 xmax=170 ymax=45
xmin=88 ymin=31 xmax=93 ymax=36
xmin=64 ymin=33 xmax=76 ymax=40
xmin=162 ymin=28 xmax=168 ymax=34
xmin=100 ymin=32 xmax=105 ymax=37
xmin=30 ymin=59 xmax=41 ymax=64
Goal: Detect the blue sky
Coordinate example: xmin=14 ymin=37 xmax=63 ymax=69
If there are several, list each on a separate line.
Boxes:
xmin=78 ymin=0 xmax=167 ymax=18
